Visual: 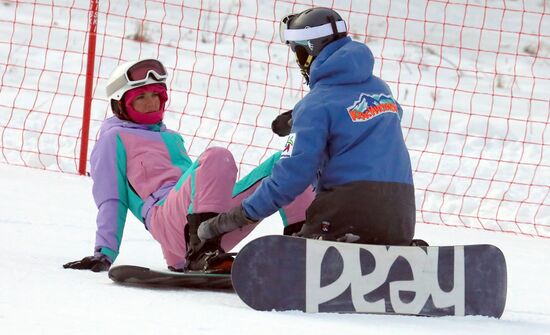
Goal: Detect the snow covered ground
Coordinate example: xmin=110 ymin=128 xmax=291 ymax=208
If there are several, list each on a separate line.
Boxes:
xmin=1 ymin=0 xmax=549 ymax=333
xmin=0 ymin=163 xmax=549 ymax=335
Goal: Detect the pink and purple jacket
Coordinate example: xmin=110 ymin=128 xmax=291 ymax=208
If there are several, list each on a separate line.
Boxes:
xmin=91 ymin=116 xmax=192 ymax=262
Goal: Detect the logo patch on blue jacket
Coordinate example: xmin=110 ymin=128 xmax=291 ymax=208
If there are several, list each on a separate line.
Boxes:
xmin=281 ymin=133 xmax=295 ymax=158
xmin=346 ymin=93 xmax=399 ymax=122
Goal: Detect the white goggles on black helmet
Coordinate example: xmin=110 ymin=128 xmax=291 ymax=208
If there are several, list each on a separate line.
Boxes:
xmin=279 ymin=13 xmax=347 ymax=45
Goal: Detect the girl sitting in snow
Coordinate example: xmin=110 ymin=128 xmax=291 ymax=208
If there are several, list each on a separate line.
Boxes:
xmin=63 ymin=59 xmax=313 ymax=273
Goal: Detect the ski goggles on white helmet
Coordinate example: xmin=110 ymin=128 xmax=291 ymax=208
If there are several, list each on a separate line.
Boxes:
xmin=278 ymin=13 xmax=347 ymax=47
xmin=106 ymin=59 xmax=168 ymax=101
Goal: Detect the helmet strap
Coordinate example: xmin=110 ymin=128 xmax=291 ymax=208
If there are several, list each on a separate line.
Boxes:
xmin=297 ymin=53 xmax=314 ymax=85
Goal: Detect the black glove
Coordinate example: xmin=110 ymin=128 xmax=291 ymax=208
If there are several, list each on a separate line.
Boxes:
xmin=271 ymin=110 xmax=293 ymax=137
xmin=63 ymin=254 xmax=112 ymax=272
xmin=197 ymin=205 xmax=259 ymax=241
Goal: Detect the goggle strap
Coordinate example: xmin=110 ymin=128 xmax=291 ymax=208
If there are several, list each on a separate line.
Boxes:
xmin=283 ymin=20 xmax=346 ymax=42
xmin=304 ymin=54 xmax=313 ymax=69
xmin=105 ymin=75 xmax=130 ymax=99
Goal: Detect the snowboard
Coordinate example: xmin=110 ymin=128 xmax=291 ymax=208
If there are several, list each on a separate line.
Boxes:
xmin=231 ymin=235 xmax=507 ymax=318
xmin=108 ymin=265 xmax=233 ymax=290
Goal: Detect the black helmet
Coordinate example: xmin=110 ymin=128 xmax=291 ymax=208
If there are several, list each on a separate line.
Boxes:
xmin=279 ymin=7 xmax=347 ymax=84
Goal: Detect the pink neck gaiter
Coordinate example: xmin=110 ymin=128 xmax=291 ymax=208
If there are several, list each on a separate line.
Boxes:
xmin=124 ymin=84 xmax=168 ymax=124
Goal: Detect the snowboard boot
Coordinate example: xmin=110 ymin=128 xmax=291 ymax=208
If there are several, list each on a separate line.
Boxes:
xmin=184 ymin=212 xmax=234 ymax=274
xmin=283 ymin=221 xmax=305 ymax=236
xmin=410 ymin=238 xmax=429 ymax=247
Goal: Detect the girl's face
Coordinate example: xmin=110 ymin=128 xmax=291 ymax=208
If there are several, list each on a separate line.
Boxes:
xmin=130 ymin=91 xmax=161 ymax=114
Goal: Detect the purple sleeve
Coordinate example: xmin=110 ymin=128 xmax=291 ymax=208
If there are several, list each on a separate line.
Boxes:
xmin=90 ymin=128 xmax=128 ymax=262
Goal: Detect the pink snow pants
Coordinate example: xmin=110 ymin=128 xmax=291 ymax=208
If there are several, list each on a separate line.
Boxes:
xmin=148 ymin=147 xmax=314 ymax=268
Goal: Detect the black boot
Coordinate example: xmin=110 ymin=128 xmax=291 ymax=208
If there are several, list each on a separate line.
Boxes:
xmin=283 ymin=221 xmax=305 ymax=236
xmin=410 ymin=239 xmax=429 ymax=247
xmin=184 ymin=213 xmax=234 ymax=273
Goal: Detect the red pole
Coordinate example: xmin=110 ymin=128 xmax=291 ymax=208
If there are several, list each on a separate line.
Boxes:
xmin=79 ymin=0 xmax=99 ymax=175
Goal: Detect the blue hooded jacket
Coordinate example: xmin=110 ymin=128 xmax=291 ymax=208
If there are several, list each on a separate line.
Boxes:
xmin=242 ymin=37 xmax=414 ymax=220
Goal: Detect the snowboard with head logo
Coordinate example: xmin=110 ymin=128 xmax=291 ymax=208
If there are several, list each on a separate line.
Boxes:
xmin=231 ymin=235 xmax=507 ymax=317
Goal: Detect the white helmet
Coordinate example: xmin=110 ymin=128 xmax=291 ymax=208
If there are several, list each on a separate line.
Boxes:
xmin=105 ymin=59 xmax=167 ymax=102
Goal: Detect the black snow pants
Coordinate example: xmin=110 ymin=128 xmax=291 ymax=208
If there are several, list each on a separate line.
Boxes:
xmin=297 ymin=180 xmax=415 ymax=246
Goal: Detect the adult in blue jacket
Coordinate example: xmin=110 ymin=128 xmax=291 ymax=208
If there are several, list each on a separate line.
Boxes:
xmin=198 ymin=7 xmax=418 ymax=246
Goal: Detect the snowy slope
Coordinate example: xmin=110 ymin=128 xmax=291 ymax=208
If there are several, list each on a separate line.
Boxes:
xmin=1 ymin=163 xmax=549 ymax=335
xmin=1 ymin=0 xmax=549 ymax=333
